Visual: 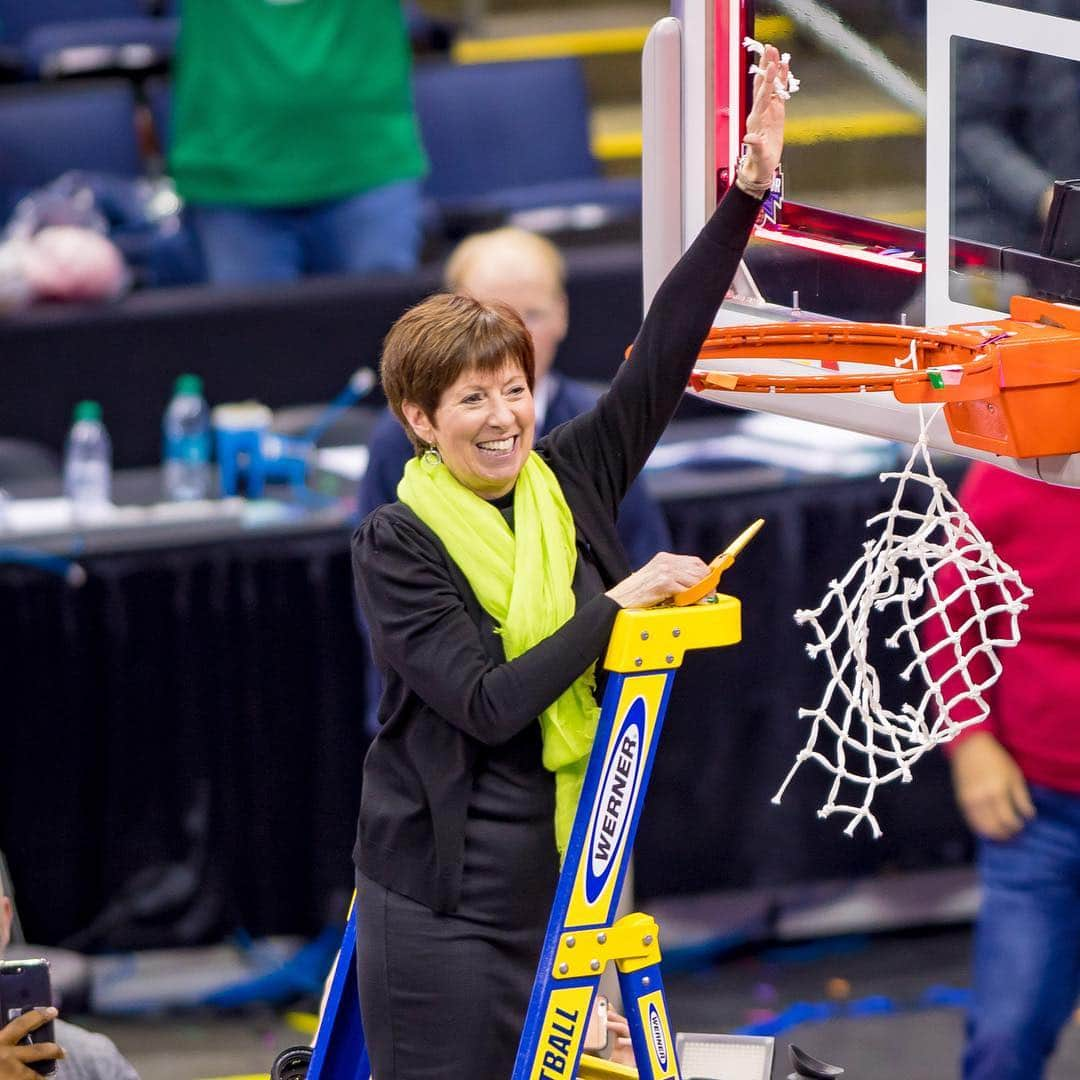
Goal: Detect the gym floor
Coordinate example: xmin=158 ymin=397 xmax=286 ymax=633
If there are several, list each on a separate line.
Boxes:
xmin=81 ymin=924 xmax=1080 ymax=1080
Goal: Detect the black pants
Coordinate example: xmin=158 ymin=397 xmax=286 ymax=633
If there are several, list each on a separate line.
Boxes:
xmin=355 ymin=870 xmax=551 ymax=1079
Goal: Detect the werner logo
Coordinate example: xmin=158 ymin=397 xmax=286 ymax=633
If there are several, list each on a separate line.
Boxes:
xmin=648 ymin=1004 xmax=669 ymax=1070
xmin=585 ymin=698 xmax=644 ymax=903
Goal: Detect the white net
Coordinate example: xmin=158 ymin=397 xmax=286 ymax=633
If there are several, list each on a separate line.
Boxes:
xmin=773 ymin=408 xmax=1033 ymax=837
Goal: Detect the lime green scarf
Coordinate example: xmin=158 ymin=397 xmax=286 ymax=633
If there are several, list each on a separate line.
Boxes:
xmin=397 ymin=450 xmax=600 ymax=857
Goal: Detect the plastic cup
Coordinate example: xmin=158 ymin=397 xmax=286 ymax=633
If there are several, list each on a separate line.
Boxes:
xmin=212 ymin=402 xmax=273 ymax=498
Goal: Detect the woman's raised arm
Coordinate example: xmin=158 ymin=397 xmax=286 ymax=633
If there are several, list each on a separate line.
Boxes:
xmin=545 ymin=46 xmax=788 ymax=506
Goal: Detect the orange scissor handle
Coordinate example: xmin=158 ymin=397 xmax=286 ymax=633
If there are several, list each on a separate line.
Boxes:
xmin=672 ymin=553 xmax=733 ymax=607
xmin=670 ymin=518 xmax=764 ymax=607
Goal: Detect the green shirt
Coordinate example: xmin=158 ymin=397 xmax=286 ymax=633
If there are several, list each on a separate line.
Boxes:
xmin=171 ymin=0 xmax=427 ymax=207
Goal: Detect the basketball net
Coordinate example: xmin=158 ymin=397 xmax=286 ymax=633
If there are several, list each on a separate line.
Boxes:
xmin=772 ymin=405 xmax=1032 ymax=837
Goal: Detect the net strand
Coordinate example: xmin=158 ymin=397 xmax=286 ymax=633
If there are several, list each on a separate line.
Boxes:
xmin=773 ymin=405 xmax=1032 ymax=837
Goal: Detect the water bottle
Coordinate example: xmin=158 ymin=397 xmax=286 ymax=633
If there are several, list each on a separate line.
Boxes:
xmin=63 ymin=400 xmax=113 ymax=519
xmin=162 ymin=373 xmax=212 ymax=500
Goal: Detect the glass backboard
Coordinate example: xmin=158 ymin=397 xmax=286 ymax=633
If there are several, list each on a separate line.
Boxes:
xmin=640 ymin=0 xmax=1080 ymax=484
xmin=928 ymin=0 xmax=1080 ymax=323
xmin=645 ymin=0 xmax=1080 ymax=327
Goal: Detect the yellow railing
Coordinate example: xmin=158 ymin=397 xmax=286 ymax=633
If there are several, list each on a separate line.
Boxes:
xmin=453 ymin=14 xmax=792 ymax=64
xmin=592 ymin=110 xmax=925 ymax=162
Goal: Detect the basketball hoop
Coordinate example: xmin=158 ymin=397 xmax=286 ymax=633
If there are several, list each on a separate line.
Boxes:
xmin=683 ymin=296 xmax=1080 ymax=834
xmin=693 ymin=295 xmax=1080 ymax=459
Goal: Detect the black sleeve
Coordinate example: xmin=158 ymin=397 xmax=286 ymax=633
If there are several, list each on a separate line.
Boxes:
xmin=353 ymin=510 xmax=620 ymax=746
xmin=544 ymin=184 xmax=762 ymax=514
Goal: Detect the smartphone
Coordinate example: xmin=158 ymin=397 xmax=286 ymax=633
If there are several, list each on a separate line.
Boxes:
xmin=0 ymin=958 xmax=57 ymax=1076
xmin=584 ymin=993 xmax=610 ymax=1055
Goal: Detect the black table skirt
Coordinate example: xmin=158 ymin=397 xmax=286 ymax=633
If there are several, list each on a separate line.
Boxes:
xmin=2 ymin=530 xmax=368 ymax=946
xmin=1 ymin=471 xmax=970 ymax=947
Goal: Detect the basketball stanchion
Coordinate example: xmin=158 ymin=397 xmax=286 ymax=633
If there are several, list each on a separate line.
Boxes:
xmin=271 ymin=522 xmax=764 ymax=1080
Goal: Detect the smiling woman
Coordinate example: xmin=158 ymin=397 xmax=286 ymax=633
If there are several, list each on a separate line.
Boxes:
xmin=382 ymin=293 xmax=538 ymax=499
xmin=349 ymin=44 xmax=789 ymax=1080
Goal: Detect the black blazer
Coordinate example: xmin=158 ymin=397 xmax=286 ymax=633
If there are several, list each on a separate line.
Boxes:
xmin=351 ymin=185 xmax=762 ymax=911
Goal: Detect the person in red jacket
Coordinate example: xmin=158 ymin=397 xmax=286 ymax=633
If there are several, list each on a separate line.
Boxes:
xmin=923 ymin=462 xmax=1080 ymax=1080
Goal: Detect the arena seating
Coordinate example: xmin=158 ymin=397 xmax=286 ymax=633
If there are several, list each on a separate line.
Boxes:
xmin=144 ymin=58 xmax=640 ymax=258
xmin=0 ymin=80 xmax=142 ymax=214
xmin=21 ymin=16 xmax=177 ymax=80
xmin=0 ymin=8 xmax=638 ymax=284
xmin=0 ymin=1 xmax=450 ymax=82
xmin=413 ymin=57 xmax=640 ymax=236
xmin=0 ymin=0 xmax=175 ymax=80
xmin=0 ymin=0 xmax=152 ymax=43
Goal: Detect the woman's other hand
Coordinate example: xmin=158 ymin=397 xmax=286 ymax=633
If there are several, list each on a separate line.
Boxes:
xmin=949 ymin=730 xmax=1036 ymax=841
xmin=606 ymin=552 xmax=711 ymax=609
xmin=741 ymin=43 xmax=788 ymax=186
xmin=0 ymin=1008 xmax=64 ymax=1080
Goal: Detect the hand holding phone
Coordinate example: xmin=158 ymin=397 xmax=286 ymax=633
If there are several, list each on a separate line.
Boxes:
xmin=0 ymin=960 xmax=63 ymax=1078
xmin=0 ymin=1006 xmax=64 ymax=1080
xmin=584 ymin=994 xmax=611 ymax=1055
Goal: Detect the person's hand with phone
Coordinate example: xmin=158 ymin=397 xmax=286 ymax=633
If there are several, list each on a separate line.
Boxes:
xmin=0 ymin=1008 xmax=64 ymax=1080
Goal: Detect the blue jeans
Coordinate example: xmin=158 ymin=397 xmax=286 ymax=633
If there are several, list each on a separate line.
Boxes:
xmin=190 ymin=178 xmax=422 ymax=285
xmin=964 ymin=785 xmax=1080 ymax=1080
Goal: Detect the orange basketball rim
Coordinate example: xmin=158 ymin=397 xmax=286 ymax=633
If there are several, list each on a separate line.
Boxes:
xmin=690 ymin=295 xmax=1080 ymax=459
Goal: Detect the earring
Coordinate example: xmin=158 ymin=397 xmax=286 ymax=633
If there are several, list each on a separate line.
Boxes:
xmin=422 ymin=445 xmax=442 ymax=467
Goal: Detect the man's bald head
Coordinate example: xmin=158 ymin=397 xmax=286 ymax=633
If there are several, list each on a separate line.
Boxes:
xmin=445 ymin=227 xmax=565 ymax=294
xmin=444 ymin=227 xmax=568 ymax=383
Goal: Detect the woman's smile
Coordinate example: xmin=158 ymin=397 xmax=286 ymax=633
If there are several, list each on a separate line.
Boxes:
xmin=476 ymin=435 xmax=517 ymax=455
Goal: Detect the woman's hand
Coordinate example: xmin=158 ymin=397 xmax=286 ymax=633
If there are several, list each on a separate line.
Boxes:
xmin=950 ymin=730 xmax=1035 ymax=841
xmin=606 ymin=552 xmax=711 ymax=609
xmin=741 ymin=43 xmax=788 ymax=187
xmin=0 ymin=1008 xmax=64 ymax=1080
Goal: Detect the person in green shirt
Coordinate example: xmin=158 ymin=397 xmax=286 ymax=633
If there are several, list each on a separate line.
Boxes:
xmin=170 ymin=0 xmax=427 ymax=285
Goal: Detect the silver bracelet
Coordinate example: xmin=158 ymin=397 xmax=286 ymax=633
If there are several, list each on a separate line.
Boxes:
xmin=735 ymin=161 xmax=772 ymax=199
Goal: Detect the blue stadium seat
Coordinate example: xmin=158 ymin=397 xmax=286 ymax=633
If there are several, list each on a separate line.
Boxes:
xmin=0 ymin=80 xmax=203 ymax=287
xmin=23 ymin=17 xmax=178 ymax=79
xmin=145 ymin=76 xmax=171 ymax=148
xmin=0 ymin=81 xmax=142 ymax=211
xmin=0 ymin=2 xmax=175 ymax=79
xmin=412 ymin=58 xmax=640 ymax=235
xmin=0 ymin=1 xmax=149 ymax=45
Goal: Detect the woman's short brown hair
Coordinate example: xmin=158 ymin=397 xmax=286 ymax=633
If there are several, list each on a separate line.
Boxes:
xmin=380 ymin=292 xmax=535 ymax=452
